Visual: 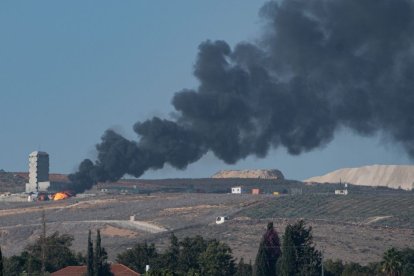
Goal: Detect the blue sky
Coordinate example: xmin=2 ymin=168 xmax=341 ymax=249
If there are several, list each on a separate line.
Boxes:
xmin=0 ymin=0 xmax=411 ymax=180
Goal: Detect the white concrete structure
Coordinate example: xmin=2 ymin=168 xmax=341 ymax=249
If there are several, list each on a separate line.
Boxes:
xmin=25 ymin=151 xmax=50 ymax=193
xmin=231 ymin=186 xmax=242 ymax=194
xmin=335 ymin=189 xmax=348 ymax=195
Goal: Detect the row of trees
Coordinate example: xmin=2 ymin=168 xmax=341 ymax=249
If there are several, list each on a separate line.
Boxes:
xmin=116 ymin=220 xmax=414 ymax=276
xmin=0 ymin=232 xmax=82 ymax=275
xmin=87 ymin=230 xmax=112 ymax=276
xmin=254 ymin=220 xmax=321 ymax=276
xmin=116 ymin=234 xmax=238 ymax=276
xmin=322 ymin=248 xmax=414 ymax=276
xmin=253 ymin=220 xmax=414 ymax=276
xmin=0 ymin=230 xmax=112 ymax=276
xmin=0 ymin=220 xmax=412 ymax=275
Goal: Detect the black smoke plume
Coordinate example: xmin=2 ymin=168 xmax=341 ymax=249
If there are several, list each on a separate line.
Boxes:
xmin=69 ymin=0 xmax=414 ymax=192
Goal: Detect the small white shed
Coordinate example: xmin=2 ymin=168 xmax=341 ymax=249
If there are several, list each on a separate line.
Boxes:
xmin=335 ymin=189 xmax=348 ymax=195
xmin=231 ymin=186 xmax=242 ymax=194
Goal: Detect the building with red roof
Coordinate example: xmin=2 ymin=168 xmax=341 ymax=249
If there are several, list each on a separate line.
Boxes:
xmin=51 ymin=263 xmax=140 ymax=276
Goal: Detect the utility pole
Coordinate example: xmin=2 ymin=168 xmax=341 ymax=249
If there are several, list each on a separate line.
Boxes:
xmin=41 ymin=210 xmax=46 ymax=276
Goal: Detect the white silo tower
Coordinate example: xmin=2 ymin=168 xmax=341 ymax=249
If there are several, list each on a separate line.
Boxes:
xmin=25 ymin=151 xmax=50 ymax=193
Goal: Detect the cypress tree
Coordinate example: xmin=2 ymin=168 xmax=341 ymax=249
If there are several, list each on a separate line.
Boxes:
xmin=254 ymin=241 xmax=268 ymax=276
xmin=94 ymin=229 xmax=112 ymax=276
xmin=278 ymin=226 xmax=296 ymax=276
xmin=0 ymin=246 xmax=3 ymax=276
xmin=94 ymin=229 xmax=102 ymax=276
xmin=100 ymin=247 xmax=112 ymax=276
xmin=87 ymin=230 xmax=94 ymax=276
xmin=254 ymin=222 xmax=281 ymax=276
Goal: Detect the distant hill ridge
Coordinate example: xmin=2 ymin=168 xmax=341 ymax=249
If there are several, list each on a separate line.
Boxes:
xmin=305 ymin=165 xmax=414 ymax=190
xmin=212 ymin=169 xmax=284 ymax=180
xmin=0 ymin=171 xmax=69 ymax=193
xmin=0 ymin=171 xmax=26 ymax=193
xmin=14 ymin=172 xmax=69 ymax=183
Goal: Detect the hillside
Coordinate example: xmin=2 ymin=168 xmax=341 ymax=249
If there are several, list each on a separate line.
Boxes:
xmin=239 ymin=193 xmax=414 ymax=228
xmin=0 ymin=171 xmax=70 ymax=193
xmin=0 ymin=174 xmax=412 ymax=264
xmin=14 ymin=172 xmax=69 ymax=183
xmin=212 ymin=169 xmax=284 ymax=180
xmin=103 ymin=178 xmax=300 ymax=194
xmin=0 ymin=192 xmax=413 ymax=265
xmin=305 ymin=165 xmax=414 ymax=190
xmin=0 ymin=170 xmax=26 ymax=193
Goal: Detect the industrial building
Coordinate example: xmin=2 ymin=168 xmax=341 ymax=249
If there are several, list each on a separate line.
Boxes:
xmin=25 ymin=151 xmax=50 ymax=193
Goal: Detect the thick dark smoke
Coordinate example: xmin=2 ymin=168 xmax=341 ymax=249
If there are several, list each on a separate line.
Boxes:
xmin=69 ymin=0 xmax=414 ymax=192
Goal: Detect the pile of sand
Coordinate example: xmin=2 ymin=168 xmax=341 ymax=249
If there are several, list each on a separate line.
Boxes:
xmin=212 ymin=169 xmax=284 ymax=180
xmin=305 ymin=165 xmax=414 ymax=190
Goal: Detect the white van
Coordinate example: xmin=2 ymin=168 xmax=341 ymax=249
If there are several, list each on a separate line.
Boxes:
xmin=216 ymin=216 xmax=230 ymax=224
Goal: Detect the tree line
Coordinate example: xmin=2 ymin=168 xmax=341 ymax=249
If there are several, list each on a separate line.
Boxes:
xmin=0 ymin=219 xmax=413 ymax=275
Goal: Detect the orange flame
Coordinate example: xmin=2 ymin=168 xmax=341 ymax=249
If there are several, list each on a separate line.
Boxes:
xmin=53 ymin=192 xmax=70 ymax=201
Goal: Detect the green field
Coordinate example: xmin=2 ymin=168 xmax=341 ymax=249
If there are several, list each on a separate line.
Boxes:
xmin=240 ymin=193 xmax=414 ymax=228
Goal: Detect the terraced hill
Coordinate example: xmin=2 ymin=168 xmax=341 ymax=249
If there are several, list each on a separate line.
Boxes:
xmin=239 ymin=193 xmax=414 ymax=228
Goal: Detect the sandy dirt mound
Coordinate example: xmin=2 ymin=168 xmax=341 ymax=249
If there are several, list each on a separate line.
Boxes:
xmin=101 ymin=225 xmax=138 ymax=238
xmin=305 ymin=165 xmax=414 ymax=190
xmin=212 ymin=169 xmax=284 ymax=180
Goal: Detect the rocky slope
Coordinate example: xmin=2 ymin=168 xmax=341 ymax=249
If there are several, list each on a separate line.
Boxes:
xmin=0 ymin=170 xmax=26 ymax=192
xmin=305 ymin=165 xmax=414 ymax=190
xmin=212 ymin=169 xmax=284 ymax=180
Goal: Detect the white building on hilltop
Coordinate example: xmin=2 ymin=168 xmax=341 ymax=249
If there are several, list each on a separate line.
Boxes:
xmin=25 ymin=151 xmax=50 ymax=193
xmin=231 ymin=186 xmax=242 ymax=194
xmin=335 ymin=189 xmax=348 ymax=195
